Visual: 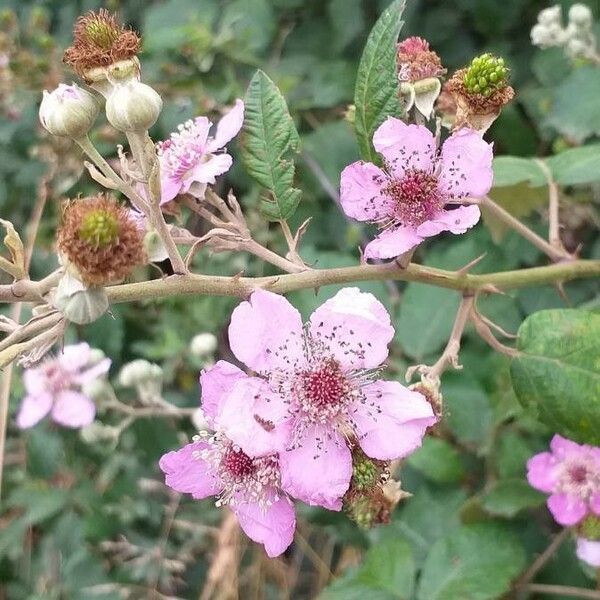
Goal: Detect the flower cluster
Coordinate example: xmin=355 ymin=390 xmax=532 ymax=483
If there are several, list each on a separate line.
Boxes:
xmin=528 ymin=434 xmax=600 ymax=568
xmin=17 ymin=343 xmax=111 ymax=429
xmin=156 ymin=100 xmax=244 ymax=204
xmin=339 ymin=117 xmax=493 ymax=259
xmin=160 ymin=288 xmax=436 ymax=556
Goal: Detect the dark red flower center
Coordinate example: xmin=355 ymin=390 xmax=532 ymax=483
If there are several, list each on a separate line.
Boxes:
xmin=383 ymin=169 xmax=445 ymax=227
xmin=568 ymin=464 xmax=590 ymax=485
xmin=300 ymin=358 xmax=349 ymax=408
xmin=221 ymin=447 xmax=255 ymax=478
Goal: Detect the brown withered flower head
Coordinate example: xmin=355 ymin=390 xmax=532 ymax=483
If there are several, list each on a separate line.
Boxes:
xmin=63 ymin=9 xmax=140 ymax=79
xmin=397 ymin=36 xmax=446 ymax=83
xmin=57 ymin=194 xmax=145 ymax=286
xmin=446 ymin=53 xmax=514 ymax=133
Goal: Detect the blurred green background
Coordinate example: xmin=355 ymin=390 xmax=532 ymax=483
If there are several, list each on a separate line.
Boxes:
xmin=1 ymin=0 xmax=599 ymax=598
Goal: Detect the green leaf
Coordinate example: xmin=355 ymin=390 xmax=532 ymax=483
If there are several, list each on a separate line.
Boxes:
xmin=417 ymin=523 xmax=526 ymax=600
xmin=240 ymin=70 xmax=302 ymax=221
xmin=406 ymin=437 xmax=465 ymax=484
xmin=510 ymin=309 xmax=600 ymax=444
xmin=481 ymin=479 xmax=545 ymax=517
xmin=492 ymin=156 xmax=546 ymax=188
xmin=354 ymin=0 xmax=405 ymax=162
xmin=321 ymin=535 xmax=415 ymax=599
xmin=546 ymin=144 xmax=600 ymax=186
xmin=547 ymin=66 xmax=600 ymax=142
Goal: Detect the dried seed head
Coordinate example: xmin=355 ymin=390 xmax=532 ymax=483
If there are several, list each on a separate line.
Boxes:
xmin=63 ymin=9 xmax=141 ymax=79
xmin=57 ymin=194 xmax=145 ymax=286
xmin=397 ymin=36 xmax=446 ymax=83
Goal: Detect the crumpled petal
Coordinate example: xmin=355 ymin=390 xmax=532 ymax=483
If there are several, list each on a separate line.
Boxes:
xmin=190 ymin=153 xmax=233 ymax=186
xmin=351 ymin=381 xmax=436 ymax=460
xmin=439 ymin=128 xmax=493 ymax=199
xmin=279 ymin=425 xmax=352 ymax=510
xmin=206 ymin=99 xmax=245 ymax=153
xmin=234 ymin=489 xmax=296 ymax=558
xmin=308 ymin=287 xmax=394 ymax=370
xmin=547 ymin=492 xmax=587 ymax=526
xmin=200 ymin=361 xmax=247 ymax=427
xmin=363 ymin=225 xmax=424 ymax=259
xmin=51 ymin=390 xmax=96 ymax=428
xmin=160 ymin=176 xmax=183 ymax=204
xmin=415 ymin=205 xmax=481 ymax=237
xmin=339 ymin=161 xmax=393 ymax=222
xmin=75 ymin=357 xmax=111 ymax=386
xmin=159 ymin=441 xmax=222 ymax=499
xmin=228 ymin=289 xmax=305 ymax=373
xmin=372 ymin=117 xmax=435 ymax=179
xmin=216 ymin=376 xmax=290 ymax=457
xmin=16 ymin=393 xmax=53 ymax=429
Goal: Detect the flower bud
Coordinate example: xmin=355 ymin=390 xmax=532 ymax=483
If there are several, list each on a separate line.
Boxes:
xmin=53 ymin=272 xmax=109 ymax=324
xmin=80 ymin=421 xmax=120 ymax=444
xmin=566 ymin=36 xmax=589 ymax=58
xmin=190 ymin=333 xmax=218 ymax=358
xmin=538 ymin=5 xmax=562 ymax=26
xmin=82 ymin=377 xmax=113 ymax=402
xmin=39 ymin=83 xmax=99 ymax=138
xmin=106 ymin=80 xmax=162 ymax=132
xmin=569 ymin=3 xmax=593 ymax=27
xmin=119 ymin=359 xmax=163 ymax=387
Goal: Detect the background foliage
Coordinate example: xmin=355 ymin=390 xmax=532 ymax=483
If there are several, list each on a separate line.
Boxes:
xmin=0 ymin=0 xmax=599 ymax=598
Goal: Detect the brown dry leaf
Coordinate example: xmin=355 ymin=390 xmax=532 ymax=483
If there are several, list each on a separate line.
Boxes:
xmin=0 ymin=218 xmax=26 ymax=280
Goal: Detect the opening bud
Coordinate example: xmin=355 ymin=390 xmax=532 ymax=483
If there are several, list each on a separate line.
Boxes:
xmin=39 ymin=83 xmax=99 ymax=138
xmin=105 ymin=80 xmax=163 ymax=132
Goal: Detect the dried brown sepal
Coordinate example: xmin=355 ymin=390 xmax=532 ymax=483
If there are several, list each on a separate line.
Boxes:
xmin=63 ymin=9 xmax=141 ymax=79
xmin=446 ymin=68 xmax=514 ymax=133
xmin=57 ymin=194 xmax=145 ymax=286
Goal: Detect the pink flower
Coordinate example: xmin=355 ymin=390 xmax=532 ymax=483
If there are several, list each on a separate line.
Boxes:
xmin=339 ymin=118 xmax=493 ymax=259
xmin=576 ymin=538 xmax=600 ymax=567
xmin=16 ymin=343 xmax=111 ymax=429
xmin=203 ymin=287 xmax=436 ymax=511
xmin=159 ymin=376 xmax=296 ymax=557
xmin=157 ymin=99 xmax=244 ymax=204
xmin=527 ymin=435 xmax=600 ymax=526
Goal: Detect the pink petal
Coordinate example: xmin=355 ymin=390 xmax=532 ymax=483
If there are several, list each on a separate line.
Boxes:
xmin=200 ymin=361 xmax=247 ymax=426
xmin=216 ymin=376 xmax=290 ymax=457
xmin=206 ymin=99 xmax=245 ymax=153
xmin=308 ymin=287 xmax=394 ymax=370
xmin=16 ymin=393 xmax=53 ymax=429
xmin=23 ymin=368 xmax=48 ymax=396
xmin=228 ymin=289 xmax=305 ymax=373
xmin=160 ymin=175 xmax=183 ymax=204
xmin=415 ymin=205 xmax=481 ymax=237
xmin=550 ymin=434 xmax=583 ymax=457
xmin=339 ymin=161 xmax=393 ymax=222
xmin=159 ymin=441 xmax=221 ymax=499
xmin=51 ymin=390 xmax=95 ymax=428
xmin=279 ymin=425 xmax=352 ymax=510
xmin=351 ymin=381 xmax=436 ymax=460
xmin=59 ymin=343 xmax=91 ymax=372
xmin=547 ymin=492 xmax=587 ymax=526
xmin=439 ymin=128 xmax=493 ymax=199
xmin=526 ymin=452 xmax=558 ymax=493
xmin=74 ymin=358 xmax=111 ymax=386
xmin=591 ymin=491 xmax=600 ymax=515
xmin=363 ymin=225 xmax=424 ymax=260
xmin=190 ymin=153 xmax=233 ymax=185
xmin=372 ymin=117 xmax=435 ymax=179
xmin=576 ymin=538 xmax=600 ymax=568
xmin=234 ymin=490 xmax=296 ymax=558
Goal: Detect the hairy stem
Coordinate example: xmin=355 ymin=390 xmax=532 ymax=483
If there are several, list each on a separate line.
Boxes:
xmin=480 ymin=196 xmax=572 ymax=262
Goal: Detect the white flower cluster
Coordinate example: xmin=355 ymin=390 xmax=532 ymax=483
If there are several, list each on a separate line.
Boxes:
xmin=531 ymin=4 xmax=597 ymax=60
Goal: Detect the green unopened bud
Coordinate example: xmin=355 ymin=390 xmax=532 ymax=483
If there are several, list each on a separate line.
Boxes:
xmin=39 ymin=83 xmax=99 ymax=138
xmin=79 ymin=209 xmax=120 ymax=247
xmin=105 ymin=80 xmax=162 ymax=132
xmin=463 ymin=53 xmax=509 ymax=96
xmin=53 ymin=272 xmax=109 ymax=325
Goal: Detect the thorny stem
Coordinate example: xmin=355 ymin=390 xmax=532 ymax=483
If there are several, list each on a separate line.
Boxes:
xmin=279 ymin=219 xmax=305 ymax=267
xmin=479 ymin=195 xmax=573 ymax=263
xmin=535 ymin=159 xmax=565 ymax=253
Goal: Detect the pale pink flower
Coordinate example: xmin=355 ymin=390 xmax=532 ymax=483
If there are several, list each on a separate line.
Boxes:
xmin=339 ymin=118 xmax=493 ymax=259
xmin=203 ymin=287 xmax=436 ymax=511
xmin=159 ymin=377 xmax=296 ymax=558
xmin=527 ymin=435 xmax=600 ymax=526
xmin=576 ymin=537 xmax=600 ymax=567
xmin=17 ymin=343 xmax=111 ymax=429
xmin=156 ymin=99 xmax=244 ymax=204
